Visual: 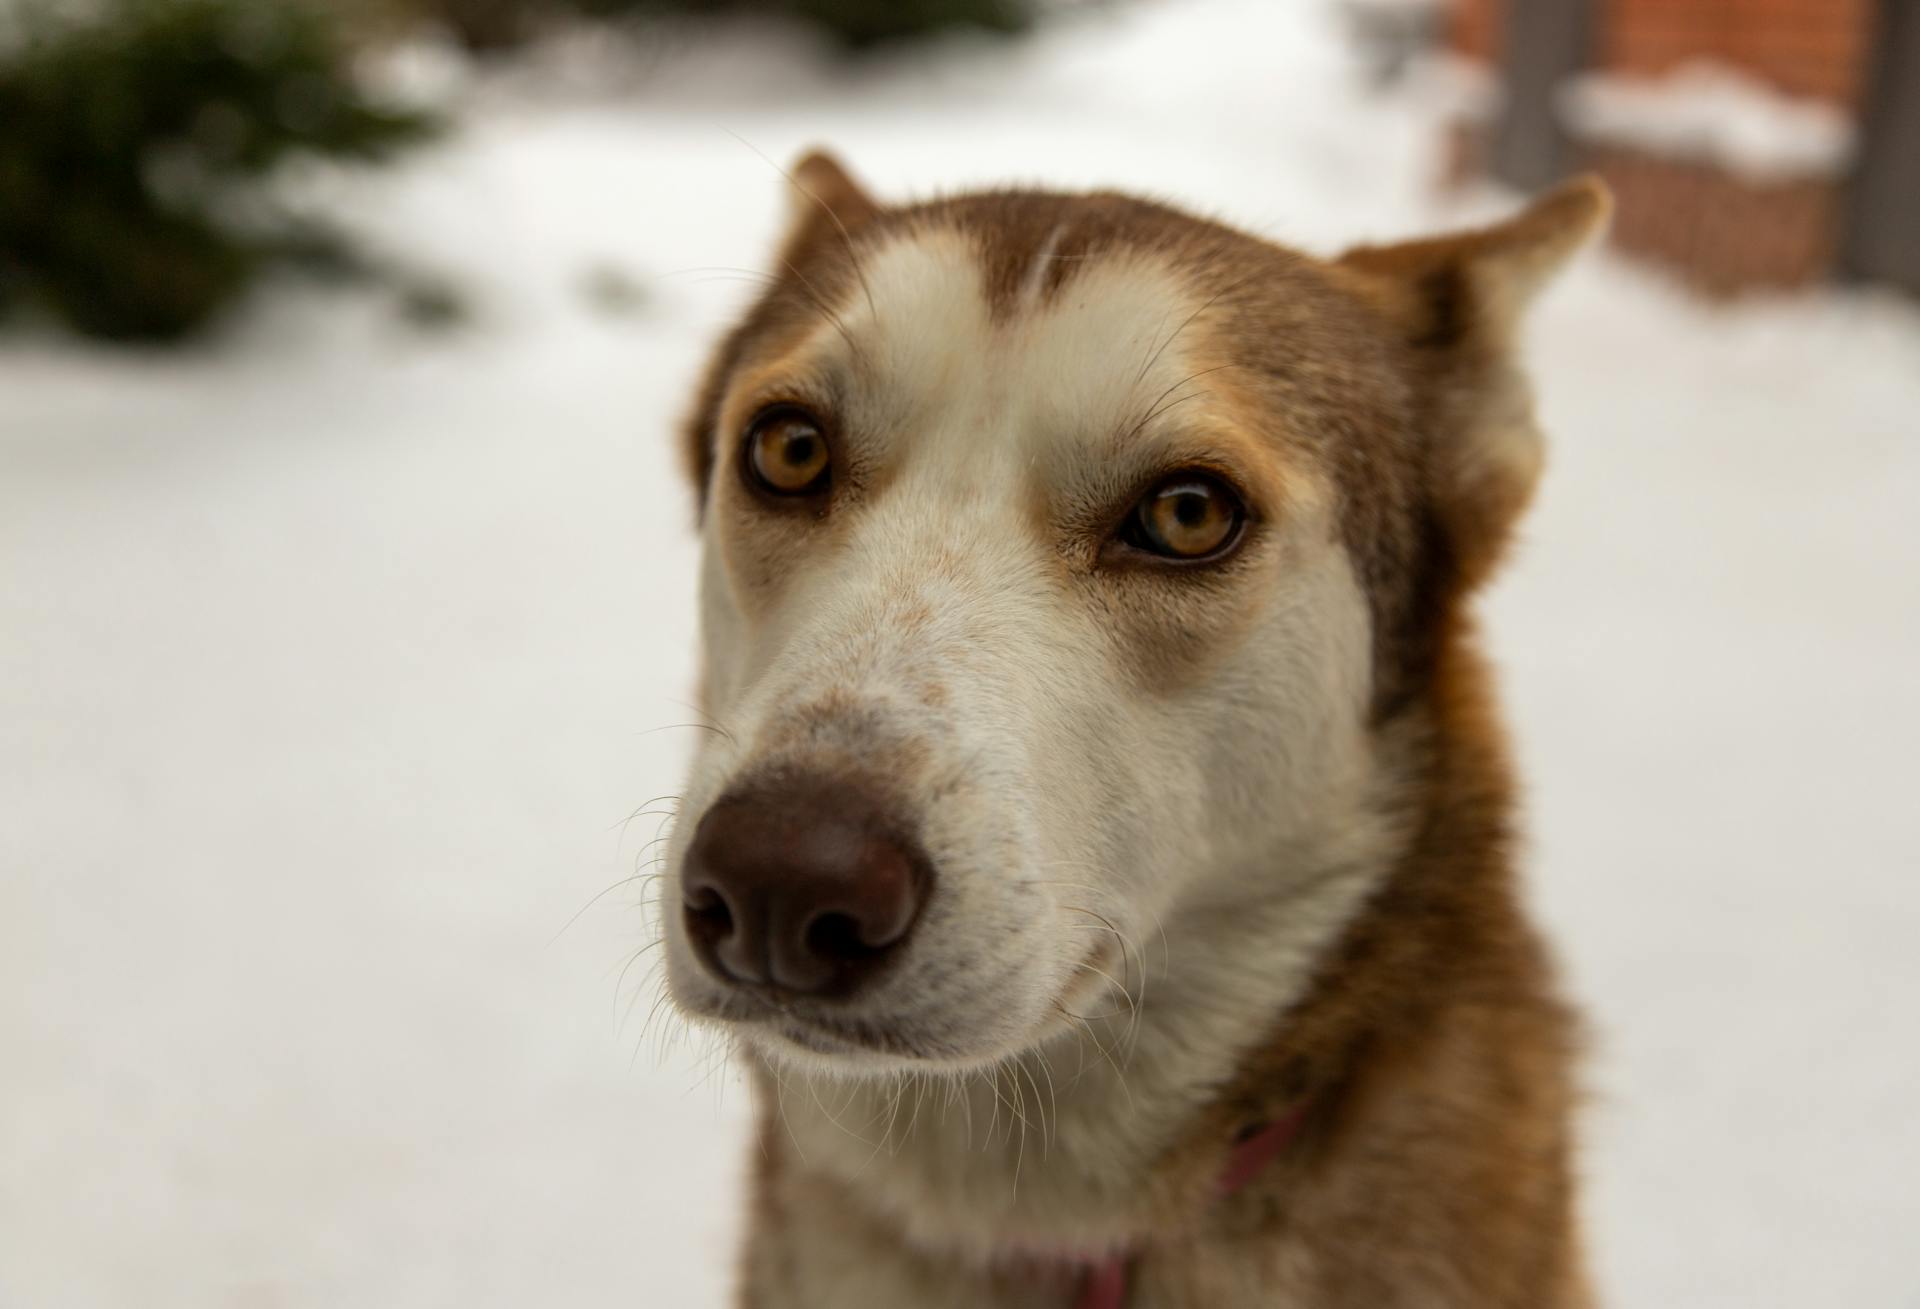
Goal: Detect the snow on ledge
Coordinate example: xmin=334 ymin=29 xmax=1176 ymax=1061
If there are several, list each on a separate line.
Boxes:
xmin=1558 ymin=61 xmax=1855 ymax=184
xmin=1406 ymin=52 xmax=1502 ymax=121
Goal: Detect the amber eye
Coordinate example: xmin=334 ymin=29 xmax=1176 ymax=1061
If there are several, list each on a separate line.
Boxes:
xmin=1124 ymin=474 xmax=1245 ymax=560
xmin=744 ymin=408 xmax=831 ymax=496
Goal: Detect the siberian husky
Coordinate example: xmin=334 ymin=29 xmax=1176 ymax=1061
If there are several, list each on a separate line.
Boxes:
xmin=657 ymin=151 xmax=1609 ymax=1308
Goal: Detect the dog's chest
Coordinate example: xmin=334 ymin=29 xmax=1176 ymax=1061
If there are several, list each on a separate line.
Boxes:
xmin=750 ymin=1066 xmax=1323 ymax=1308
xmin=745 ymin=1142 xmax=1319 ymax=1309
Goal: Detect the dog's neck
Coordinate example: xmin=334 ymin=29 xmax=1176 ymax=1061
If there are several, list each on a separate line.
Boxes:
xmin=746 ymin=706 xmax=1462 ymax=1270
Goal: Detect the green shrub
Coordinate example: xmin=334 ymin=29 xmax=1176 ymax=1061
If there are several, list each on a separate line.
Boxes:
xmin=0 ymin=0 xmax=436 ymax=342
xmin=710 ymin=0 xmax=1033 ymax=49
xmin=421 ymin=0 xmax=1034 ymax=54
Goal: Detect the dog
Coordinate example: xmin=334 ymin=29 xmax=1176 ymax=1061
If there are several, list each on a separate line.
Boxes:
xmin=658 ymin=150 xmax=1610 ymax=1307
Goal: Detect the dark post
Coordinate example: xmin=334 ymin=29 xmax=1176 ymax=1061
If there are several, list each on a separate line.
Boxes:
xmin=1490 ymin=0 xmax=1598 ymax=190
xmin=1841 ymin=0 xmax=1920 ymax=294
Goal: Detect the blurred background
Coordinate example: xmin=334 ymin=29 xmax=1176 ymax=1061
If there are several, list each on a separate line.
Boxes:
xmin=2 ymin=0 xmax=1915 ymax=1305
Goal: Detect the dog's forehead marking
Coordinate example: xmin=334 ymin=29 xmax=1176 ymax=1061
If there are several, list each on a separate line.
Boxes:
xmin=834 ymin=226 xmax=1220 ymax=469
xmin=1016 ymin=221 xmax=1069 ymax=315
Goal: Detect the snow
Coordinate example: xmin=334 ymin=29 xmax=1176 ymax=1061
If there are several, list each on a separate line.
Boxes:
xmin=1558 ymin=60 xmax=1857 ymax=182
xmin=3 ymin=2 xmax=1917 ymax=1306
xmin=1405 ymin=49 xmax=1501 ymax=121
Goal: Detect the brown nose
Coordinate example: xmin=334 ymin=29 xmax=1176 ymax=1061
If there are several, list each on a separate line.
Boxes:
xmin=679 ymin=777 xmax=931 ymax=997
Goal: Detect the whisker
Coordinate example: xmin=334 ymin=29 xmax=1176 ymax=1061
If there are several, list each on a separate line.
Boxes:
xmin=637 ymin=722 xmax=732 ymax=740
xmin=656 ymin=264 xmax=781 ymax=283
xmin=724 ymin=128 xmax=880 ymax=328
xmin=664 ymin=697 xmax=738 ymax=745
xmin=1129 ymin=273 xmax=1260 ymax=391
xmin=607 ymin=793 xmax=683 ymax=835
xmin=765 ymin=1062 xmax=810 ymax=1165
xmin=778 ymin=257 xmax=869 ymax=367
xmin=1010 ymin=1064 xmax=1028 ymax=1198
xmin=1118 ymin=363 xmax=1242 ymax=448
xmin=549 ymin=869 xmax=665 ymax=946
xmin=897 ymin=1070 xmax=926 ymax=1153
xmin=612 ymin=936 xmax=665 ymax=1027
xmin=807 ymin=1073 xmax=880 ymax=1150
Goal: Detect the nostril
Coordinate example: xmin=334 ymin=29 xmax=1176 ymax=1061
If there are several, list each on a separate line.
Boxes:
xmin=804 ymin=911 xmax=883 ymax=964
xmin=684 ymin=878 xmax=773 ymax=987
xmin=683 ymin=883 xmax=734 ymax=942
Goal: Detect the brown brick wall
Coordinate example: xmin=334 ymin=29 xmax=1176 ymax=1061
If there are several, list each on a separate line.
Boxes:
xmin=1450 ymin=0 xmax=1502 ymax=61
xmin=1590 ymin=145 xmax=1841 ymax=295
xmin=1441 ymin=0 xmax=1869 ymax=294
xmin=1451 ymin=0 xmax=1875 ymax=104
xmin=1440 ymin=120 xmax=1842 ymax=296
xmin=1601 ymin=0 xmax=1875 ymax=104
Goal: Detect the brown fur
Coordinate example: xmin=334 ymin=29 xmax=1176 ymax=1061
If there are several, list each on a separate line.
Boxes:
xmin=680 ymin=152 xmax=1609 ymax=1307
xmin=1155 ymin=630 xmax=1592 ymax=1306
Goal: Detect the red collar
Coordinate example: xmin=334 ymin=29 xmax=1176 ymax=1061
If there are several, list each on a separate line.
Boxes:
xmin=1071 ymin=1100 xmax=1311 ymax=1309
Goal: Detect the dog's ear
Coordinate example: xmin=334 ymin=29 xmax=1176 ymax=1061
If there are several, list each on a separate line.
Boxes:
xmin=777 ymin=148 xmax=882 ymax=263
xmin=1336 ymin=176 xmax=1610 ymax=589
xmin=678 ymin=151 xmax=881 ymax=516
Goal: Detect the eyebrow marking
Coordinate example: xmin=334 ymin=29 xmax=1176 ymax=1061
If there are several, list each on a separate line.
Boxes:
xmin=1018 ymin=222 xmax=1069 ymax=313
xmin=1113 ymin=363 xmax=1245 ymax=453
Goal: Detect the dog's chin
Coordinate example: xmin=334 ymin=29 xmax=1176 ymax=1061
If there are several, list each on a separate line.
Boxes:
xmin=738 ymin=1016 xmax=955 ymax=1080
xmin=671 ymin=938 xmax=1124 ymax=1083
xmin=734 ymin=979 xmax=1119 ymax=1084
xmin=706 ymin=997 xmax=1041 ymax=1081
xmin=669 ymin=988 xmax=1063 ymax=1083
xmin=668 ymin=938 xmax=1119 ymax=1081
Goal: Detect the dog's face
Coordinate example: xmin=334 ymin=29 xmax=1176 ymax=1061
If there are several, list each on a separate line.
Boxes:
xmin=661 ymin=155 xmax=1604 ymax=1076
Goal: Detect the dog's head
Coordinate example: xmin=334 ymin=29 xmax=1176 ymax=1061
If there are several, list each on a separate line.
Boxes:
xmin=660 ymin=153 xmax=1606 ymax=1076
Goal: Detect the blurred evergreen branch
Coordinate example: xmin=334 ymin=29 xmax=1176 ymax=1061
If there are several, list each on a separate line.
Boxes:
xmin=424 ymin=0 xmax=1034 ymax=54
xmin=0 ymin=0 xmax=437 ymax=342
xmin=645 ymin=0 xmax=1033 ymax=49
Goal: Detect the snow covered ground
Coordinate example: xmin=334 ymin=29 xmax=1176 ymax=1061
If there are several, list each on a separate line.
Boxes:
xmin=4 ymin=2 xmax=1917 ymax=1305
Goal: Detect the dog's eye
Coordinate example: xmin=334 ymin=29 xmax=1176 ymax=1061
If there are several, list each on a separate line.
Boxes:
xmin=744 ymin=408 xmax=831 ymax=496
xmin=1124 ymin=474 xmax=1244 ymax=560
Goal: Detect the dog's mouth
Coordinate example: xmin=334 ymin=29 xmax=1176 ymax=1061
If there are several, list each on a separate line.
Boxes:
xmin=689 ymin=940 xmax=1127 ymax=1071
xmin=697 ymin=987 xmax=971 ymax=1064
xmin=761 ymin=1009 xmax=941 ymax=1060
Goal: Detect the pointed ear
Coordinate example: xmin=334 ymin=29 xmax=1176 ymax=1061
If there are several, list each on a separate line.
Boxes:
xmin=778 ymin=148 xmax=882 ymax=262
xmin=1335 ymin=176 xmax=1611 ymax=588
